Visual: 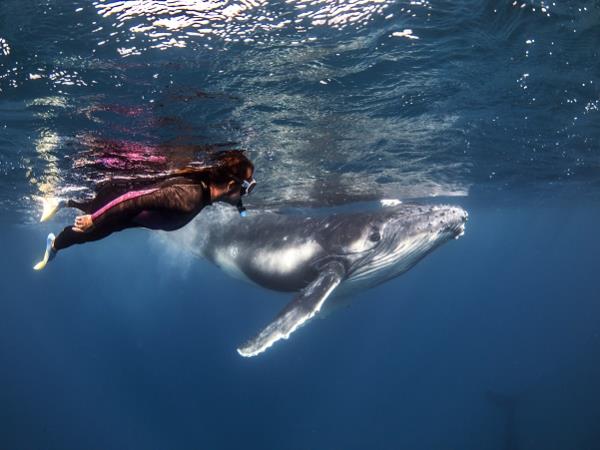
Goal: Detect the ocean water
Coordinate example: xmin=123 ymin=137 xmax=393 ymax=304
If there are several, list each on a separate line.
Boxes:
xmin=1 ymin=1 xmax=599 ymax=449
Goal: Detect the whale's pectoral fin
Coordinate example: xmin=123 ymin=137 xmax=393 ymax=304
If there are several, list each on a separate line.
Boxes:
xmin=237 ymin=261 xmax=346 ymax=357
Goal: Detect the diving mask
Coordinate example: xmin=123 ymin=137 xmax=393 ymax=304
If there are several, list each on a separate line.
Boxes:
xmin=240 ymin=178 xmax=256 ymax=196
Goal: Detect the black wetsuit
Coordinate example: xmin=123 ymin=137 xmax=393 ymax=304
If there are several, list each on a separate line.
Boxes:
xmin=53 ymin=175 xmax=211 ymax=251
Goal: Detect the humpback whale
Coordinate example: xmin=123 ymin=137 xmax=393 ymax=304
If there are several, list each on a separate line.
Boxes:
xmin=176 ymin=201 xmax=467 ymax=357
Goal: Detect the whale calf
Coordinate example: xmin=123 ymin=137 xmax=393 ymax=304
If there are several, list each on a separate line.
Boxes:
xmin=175 ymin=202 xmax=467 ymax=357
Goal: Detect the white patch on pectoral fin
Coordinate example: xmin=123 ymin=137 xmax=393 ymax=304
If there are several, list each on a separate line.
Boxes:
xmin=237 ymin=261 xmax=346 ymax=357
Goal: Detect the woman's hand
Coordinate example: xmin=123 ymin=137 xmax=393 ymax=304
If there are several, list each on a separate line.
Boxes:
xmin=72 ymin=214 xmax=94 ymax=232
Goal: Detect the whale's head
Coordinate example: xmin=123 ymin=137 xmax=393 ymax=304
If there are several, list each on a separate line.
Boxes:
xmin=341 ymin=203 xmax=467 ymax=287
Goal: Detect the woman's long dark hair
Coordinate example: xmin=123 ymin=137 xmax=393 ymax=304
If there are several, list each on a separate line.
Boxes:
xmin=176 ymin=150 xmax=254 ymax=185
xmin=91 ymin=150 xmax=253 ymax=201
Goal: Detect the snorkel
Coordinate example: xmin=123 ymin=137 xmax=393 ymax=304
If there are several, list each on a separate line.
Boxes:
xmin=237 ymin=199 xmax=247 ymax=217
xmin=236 ymin=177 xmax=256 ymax=217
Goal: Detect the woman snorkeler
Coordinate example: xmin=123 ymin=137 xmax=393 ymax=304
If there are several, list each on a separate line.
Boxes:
xmin=34 ymin=150 xmax=256 ymax=270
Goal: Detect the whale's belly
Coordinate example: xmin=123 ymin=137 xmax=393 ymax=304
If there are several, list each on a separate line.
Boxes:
xmin=211 ymin=239 xmax=324 ymax=292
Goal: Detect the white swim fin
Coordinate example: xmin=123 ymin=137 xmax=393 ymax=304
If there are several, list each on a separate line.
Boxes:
xmin=40 ymin=197 xmax=66 ymax=222
xmin=33 ymin=233 xmax=56 ymax=271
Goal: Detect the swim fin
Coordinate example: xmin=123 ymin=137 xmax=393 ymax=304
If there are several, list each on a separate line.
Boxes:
xmin=33 ymin=233 xmax=56 ymax=271
xmin=40 ymin=197 xmax=66 ymax=222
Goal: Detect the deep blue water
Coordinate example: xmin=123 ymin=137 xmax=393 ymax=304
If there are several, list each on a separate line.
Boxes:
xmin=1 ymin=0 xmax=600 ymax=449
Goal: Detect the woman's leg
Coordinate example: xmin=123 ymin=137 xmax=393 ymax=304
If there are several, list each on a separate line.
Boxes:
xmin=41 ymin=180 xmax=135 ymax=221
xmin=33 ymin=220 xmax=131 ymax=270
xmin=53 ymin=222 xmax=128 ymax=251
xmin=67 ymin=179 xmax=137 ymax=213
xmin=67 ymin=198 xmax=104 ymax=214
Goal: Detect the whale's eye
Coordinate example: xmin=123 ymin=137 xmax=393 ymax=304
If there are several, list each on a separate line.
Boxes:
xmin=369 ymin=231 xmax=381 ymax=242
